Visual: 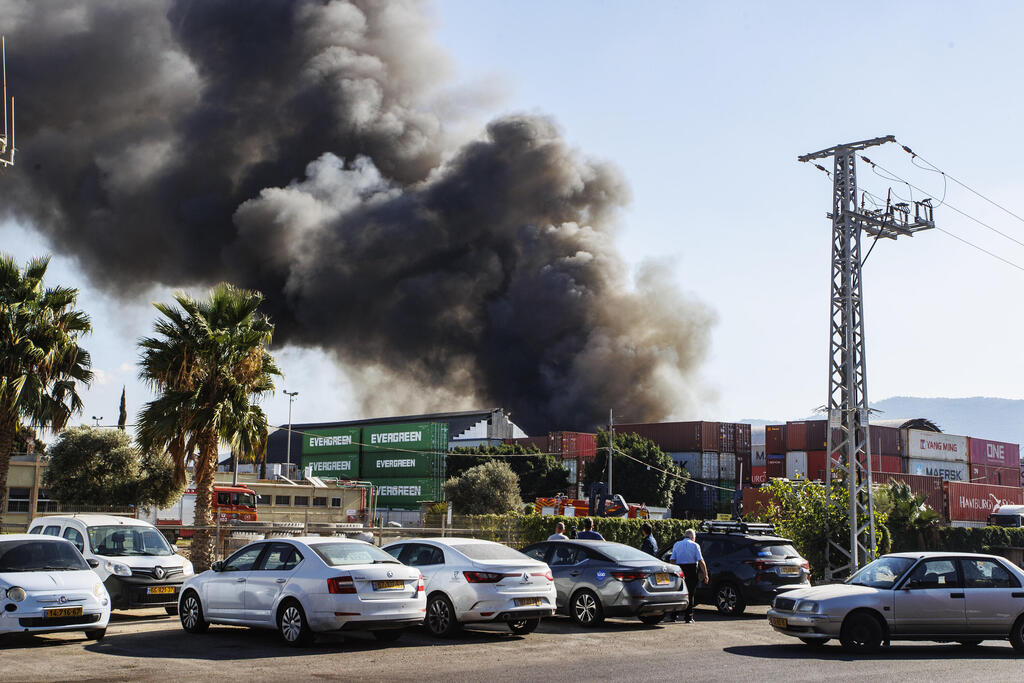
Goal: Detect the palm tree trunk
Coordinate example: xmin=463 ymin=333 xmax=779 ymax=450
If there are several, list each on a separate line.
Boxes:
xmin=190 ymin=428 xmax=220 ymax=571
xmin=0 ymin=412 xmax=16 ymax=529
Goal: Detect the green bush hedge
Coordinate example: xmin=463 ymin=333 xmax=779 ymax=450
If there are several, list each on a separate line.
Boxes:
xmin=462 ymin=514 xmax=702 ymax=549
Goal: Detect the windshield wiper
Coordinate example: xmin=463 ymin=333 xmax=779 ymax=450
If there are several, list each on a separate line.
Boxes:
xmin=373 ymin=559 xmax=400 ymax=564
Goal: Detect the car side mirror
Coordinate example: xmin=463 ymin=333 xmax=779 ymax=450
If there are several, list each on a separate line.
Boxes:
xmin=211 ymin=561 xmax=224 ymax=573
xmin=87 ymin=559 xmax=100 ymax=569
xmin=171 ymin=545 xmax=179 ymax=554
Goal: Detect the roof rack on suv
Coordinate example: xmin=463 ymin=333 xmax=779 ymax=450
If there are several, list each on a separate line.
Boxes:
xmin=702 ymin=521 xmax=776 ymax=535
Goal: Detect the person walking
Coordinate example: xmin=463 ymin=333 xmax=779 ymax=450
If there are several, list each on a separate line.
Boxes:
xmin=669 ymin=529 xmax=709 ymax=623
xmin=576 ymin=518 xmax=604 ymax=540
xmin=548 ymin=522 xmax=569 ymax=540
xmin=639 ymin=523 xmax=658 ymax=557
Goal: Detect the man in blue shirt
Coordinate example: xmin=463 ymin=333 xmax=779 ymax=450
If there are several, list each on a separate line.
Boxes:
xmin=669 ymin=529 xmax=709 ymax=623
xmin=576 ymin=518 xmax=604 ymax=540
xmin=640 ymin=523 xmax=658 ymax=557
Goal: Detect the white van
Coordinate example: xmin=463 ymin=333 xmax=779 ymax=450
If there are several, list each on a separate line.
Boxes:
xmin=28 ymin=514 xmax=194 ymax=614
xmin=989 ymin=504 xmax=1024 ymax=528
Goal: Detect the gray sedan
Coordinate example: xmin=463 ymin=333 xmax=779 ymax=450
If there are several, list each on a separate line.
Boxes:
xmin=767 ymin=551 xmax=1024 ymax=653
xmin=521 ymin=540 xmax=688 ymax=626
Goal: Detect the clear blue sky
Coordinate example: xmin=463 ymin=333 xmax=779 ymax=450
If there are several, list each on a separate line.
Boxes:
xmin=4 ymin=0 xmax=1024 ymax=437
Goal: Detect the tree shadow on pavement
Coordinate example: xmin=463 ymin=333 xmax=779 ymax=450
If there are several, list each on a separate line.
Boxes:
xmin=724 ymin=642 xmax=1019 ymax=662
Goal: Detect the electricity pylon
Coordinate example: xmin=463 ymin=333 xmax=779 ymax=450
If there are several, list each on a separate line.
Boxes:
xmin=798 ymin=136 xmax=936 ymax=581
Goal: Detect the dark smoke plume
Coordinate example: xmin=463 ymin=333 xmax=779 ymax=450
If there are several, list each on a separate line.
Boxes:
xmin=0 ymin=0 xmax=714 ymax=432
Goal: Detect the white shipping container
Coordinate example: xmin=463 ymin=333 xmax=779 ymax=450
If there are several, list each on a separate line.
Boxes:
xmin=669 ymin=452 xmax=702 ymax=476
xmin=786 ymin=451 xmax=808 ymax=480
xmin=903 ymin=429 xmax=968 ymax=463
xmin=907 ymin=458 xmax=969 ymax=482
xmin=752 ymin=445 xmax=766 ymax=468
xmin=719 ymin=453 xmax=737 ymax=479
xmin=701 ymin=452 xmax=719 ymax=480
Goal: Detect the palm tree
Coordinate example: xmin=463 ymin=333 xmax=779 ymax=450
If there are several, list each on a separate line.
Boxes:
xmin=0 ymin=254 xmax=92 ymax=524
xmin=137 ymin=284 xmax=280 ymax=570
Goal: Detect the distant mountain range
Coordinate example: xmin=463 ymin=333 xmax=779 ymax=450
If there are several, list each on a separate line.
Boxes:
xmin=741 ymin=396 xmax=1024 ymax=446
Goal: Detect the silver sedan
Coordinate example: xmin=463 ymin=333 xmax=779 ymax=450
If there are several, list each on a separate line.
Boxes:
xmin=767 ymin=551 xmax=1024 ymax=653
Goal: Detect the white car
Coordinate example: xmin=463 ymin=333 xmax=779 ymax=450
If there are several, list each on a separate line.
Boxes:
xmin=382 ymin=538 xmax=556 ymax=637
xmin=177 ymin=537 xmax=425 ymax=646
xmin=29 ymin=514 xmax=194 ymax=614
xmin=0 ymin=534 xmax=111 ymax=641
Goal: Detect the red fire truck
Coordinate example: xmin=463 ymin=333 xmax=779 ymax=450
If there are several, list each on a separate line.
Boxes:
xmin=139 ymin=484 xmax=258 ymax=540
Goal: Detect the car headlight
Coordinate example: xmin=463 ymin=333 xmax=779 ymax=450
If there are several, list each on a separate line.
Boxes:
xmin=5 ymin=586 xmax=26 ymax=602
xmin=105 ymin=560 xmax=132 ymax=577
xmin=181 ymin=560 xmax=195 ymax=576
xmin=92 ymin=583 xmax=105 ymax=598
xmin=796 ymin=600 xmax=819 ymax=613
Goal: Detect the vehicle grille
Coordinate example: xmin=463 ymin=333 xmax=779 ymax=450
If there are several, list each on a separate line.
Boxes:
xmin=20 ymin=614 xmax=101 ymax=627
xmin=130 ymin=567 xmax=184 ymax=579
xmin=774 ymin=597 xmax=796 ymax=612
xmin=133 ymin=590 xmax=179 ymax=604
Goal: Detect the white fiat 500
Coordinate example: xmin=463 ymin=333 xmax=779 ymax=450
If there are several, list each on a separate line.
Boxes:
xmin=382 ymin=538 xmax=556 ymax=637
xmin=0 ymin=534 xmax=111 ymax=641
xmin=178 ymin=537 xmax=424 ymax=646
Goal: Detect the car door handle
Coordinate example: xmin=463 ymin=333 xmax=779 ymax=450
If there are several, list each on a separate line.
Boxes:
xmin=276 ymin=578 xmax=287 ymax=583
xmin=1013 ymin=592 xmax=1024 ymax=598
xmin=570 ymin=571 xmax=581 ymax=577
xmin=949 ymin=592 xmax=965 ymax=599
xmin=235 ymin=578 xmax=246 ymax=583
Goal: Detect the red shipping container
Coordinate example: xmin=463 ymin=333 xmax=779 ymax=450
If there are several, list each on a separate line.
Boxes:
xmin=806 ymin=451 xmax=827 ymax=481
xmin=873 ymin=472 xmax=946 ymax=516
xmin=785 ymin=421 xmax=808 ymax=452
xmin=828 ymin=451 xmax=902 ymax=474
xmin=613 ymin=421 xmax=722 ymax=453
xmin=945 ymin=481 xmax=1024 ymax=523
xmin=868 ymin=425 xmax=902 ymax=456
xmin=766 ymin=456 xmax=786 ymax=479
xmin=805 ymin=420 xmax=828 ymax=450
xmin=720 ymin=423 xmax=736 ymax=454
xmin=735 ymin=424 xmax=752 ymax=455
xmin=968 ymin=437 xmax=1020 ymax=469
xmin=751 ymin=467 xmax=767 ymax=485
xmin=736 ymin=453 xmax=751 ymax=483
xmin=552 ymin=431 xmax=598 ymax=461
xmin=970 ymin=464 xmax=1021 ymax=487
xmin=766 ymin=425 xmax=786 ymax=455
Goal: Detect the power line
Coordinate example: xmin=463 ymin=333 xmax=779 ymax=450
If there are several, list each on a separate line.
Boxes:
xmin=934 ymin=228 xmax=1024 ymax=274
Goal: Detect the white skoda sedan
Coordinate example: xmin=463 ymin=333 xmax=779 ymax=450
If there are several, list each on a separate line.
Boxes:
xmin=382 ymin=538 xmax=556 ymax=637
xmin=0 ymin=534 xmax=111 ymax=640
xmin=178 ymin=537 xmax=425 ymax=646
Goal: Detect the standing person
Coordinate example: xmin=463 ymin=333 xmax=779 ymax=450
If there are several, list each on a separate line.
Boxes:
xmin=639 ymin=523 xmax=658 ymax=557
xmin=576 ymin=518 xmax=604 ymax=540
xmin=548 ymin=522 xmax=569 ymax=540
xmin=669 ymin=529 xmax=709 ymax=623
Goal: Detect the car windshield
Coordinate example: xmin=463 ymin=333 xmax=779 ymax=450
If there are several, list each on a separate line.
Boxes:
xmin=312 ymin=543 xmax=399 ymax=566
xmin=0 ymin=539 xmax=90 ymax=572
xmin=846 ymin=556 xmax=915 ymax=588
xmin=752 ymin=543 xmax=801 ymax=559
xmin=595 ymin=544 xmax=657 ymax=562
xmin=88 ymin=525 xmax=173 ymax=556
xmin=990 ymin=515 xmax=1022 ymax=528
xmin=454 ymin=543 xmax=530 ymax=561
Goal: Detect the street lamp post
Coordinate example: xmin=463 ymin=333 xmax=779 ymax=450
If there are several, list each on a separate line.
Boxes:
xmin=284 ymin=391 xmax=299 ymax=478
xmin=91 ymin=416 xmax=103 ymax=427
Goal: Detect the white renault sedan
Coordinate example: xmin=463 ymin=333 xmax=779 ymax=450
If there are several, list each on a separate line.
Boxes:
xmin=178 ymin=537 xmax=424 ymax=646
xmin=767 ymin=551 xmax=1024 ymax=653
xmin=0 ymin=534 xmax=111 ymax=640
xmin=382 ymin=538 xmax=556 ymax=637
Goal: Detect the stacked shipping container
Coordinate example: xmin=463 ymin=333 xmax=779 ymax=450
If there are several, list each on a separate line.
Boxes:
xmin=903 ymin=429 xmax=969 ymax=483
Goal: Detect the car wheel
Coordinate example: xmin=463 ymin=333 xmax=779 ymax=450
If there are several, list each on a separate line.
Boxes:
xmin=425 ymin=594 xmax=462 ymax=638
xmin=179 ymin=591 xmax=209 ymax=634
xmin=508 ymin=618 xmax=540 ymax=635
xmin=840 ymin=612 xmax=883 ymax=653
xmin=372 ymin=630 xmax=404 ymax=642
xmin=799 ymin=637 xmax=830 ymax=647
xmin=278 ymin=600 xmax=314 ymax=647
xmin=714 ymin=582 xmax=746 ymax=616
xmin=570 ymin=589 xmax=604 ymax=627
xmin=639 ymin=614 xmax=665 ymax=626
xmin=84 ymin=628 xmax=106 ymax=641
xmin=164 ymin=604 xmax=179 ymax=616
xmin=1009 ymin=615 xmax=1024 ymax=652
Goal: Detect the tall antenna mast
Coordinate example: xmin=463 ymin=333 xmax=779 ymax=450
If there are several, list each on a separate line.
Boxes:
xmin=798 ymin=136 xmax=936 ymax=581
xmin=0 ymin=35 xmax=14 ymax=168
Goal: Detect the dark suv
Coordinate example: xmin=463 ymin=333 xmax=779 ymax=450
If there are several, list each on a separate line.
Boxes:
xmin=658 ymin=522 xmax=810 ymax=615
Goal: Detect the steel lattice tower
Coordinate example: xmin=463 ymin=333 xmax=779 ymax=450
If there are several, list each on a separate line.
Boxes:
xmin=799 ymin=136 xmax=935 ymax=581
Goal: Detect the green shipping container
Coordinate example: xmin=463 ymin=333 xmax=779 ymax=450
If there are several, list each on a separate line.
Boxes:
xmin=361 ymin=422 xmax=448 ymax=453
xmin=372 ymin=477 xmax=442 ymax=509
xmin=302 ymin=453 xmax=360 ymax=480
xmin=718 ymin=480 xmax=736 ymax=503
xmin=301 ymin=427 xmax=362 ymax=456
xmin=361 ymin=451 xmax=444 ymax=478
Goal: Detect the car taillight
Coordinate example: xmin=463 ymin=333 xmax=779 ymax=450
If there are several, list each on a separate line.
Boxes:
xmin=745 ymin=559 xmax=777 ymax=571
xmin=417 ymin=574 xmax=425 ymax=592
xmin=327 ymin=576 xmax=357 ymax=594
xmin=531 ymin=571 xmax=554 ymax=582
xmin=463 ymin=571 xmax=505 ymax=583
xmin=677 ymin=571 xmax=686 ymax=579
xmin=800 ymin=560 xmax=810 ymax=571
xmin=611 ymin=571 xmax=648 ymax=582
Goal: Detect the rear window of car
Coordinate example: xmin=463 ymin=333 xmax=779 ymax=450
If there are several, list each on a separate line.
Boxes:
xmin=453 ymin=543 xmax=530 ymax=561
xmin=751 ymin=543 xmax=800 ymax=558
xmin=595 ymin=544 xmax=657 ymax=562
xmin=311 ymin=542 xmax=398 ymax=566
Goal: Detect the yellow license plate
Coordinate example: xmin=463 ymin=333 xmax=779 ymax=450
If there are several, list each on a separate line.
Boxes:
xmin=148 ymin=586 xmax=176 ymax=595
xmin=654 ymin=573 xmax=672 ymax=585
xmin=45 ymin=606 xmax=83 ymax=618
xmin=780 ymin=566 xmax=800 ymax=576
xmin=514 ymin=597 xmax=542 ymax=607
xmin=373 ymin=580 xmax=405 ymax=590
xmin=770 ymin=616 xmax=788 ymax=629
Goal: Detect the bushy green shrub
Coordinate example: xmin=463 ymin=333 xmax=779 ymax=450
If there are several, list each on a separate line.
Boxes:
xmin=463 ymin=513 xmax=702 ymax=549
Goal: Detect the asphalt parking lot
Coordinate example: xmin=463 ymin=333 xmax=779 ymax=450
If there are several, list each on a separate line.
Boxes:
xmin=2 ymin=605 xmax=1022 ymax=682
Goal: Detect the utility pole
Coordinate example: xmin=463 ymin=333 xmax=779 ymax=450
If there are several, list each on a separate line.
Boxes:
xmin=284 ymin=390 xmax=299 ymax=478
xmin=0 ymin=37 xmax=14 ymax=168
xmin=799 ymin=136 xmax=936 ymax=581
xmin=91 ymin=416 xmax=103 ymax=427
xmin=607 ymin=409 xmax=614 ymax=496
